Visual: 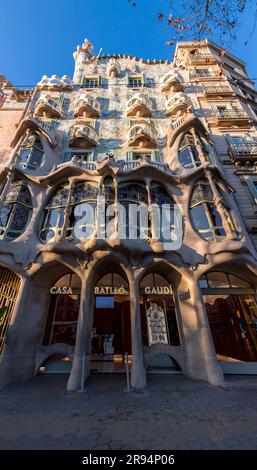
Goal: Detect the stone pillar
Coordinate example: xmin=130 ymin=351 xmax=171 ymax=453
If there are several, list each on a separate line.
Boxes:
xmin=67 ymin=274 xmax=92 ymax=391
xmin=204 ymin=169 xmax=235 ymax=240
xmin=128 ymin=272 xmax=147 ymax=390
xmin=177 ymin=275 xmax=224 ymax=386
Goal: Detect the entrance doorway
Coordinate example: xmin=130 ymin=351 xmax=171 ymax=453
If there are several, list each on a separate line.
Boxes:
xmin=41 ymin=272 xmax=81 ymax=374
xmin=91 ymin=272 xmax=131 ymax=373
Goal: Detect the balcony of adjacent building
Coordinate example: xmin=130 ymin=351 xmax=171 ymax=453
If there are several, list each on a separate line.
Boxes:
xmin=126 ymin=93 xmax=152 ymax=118
xmin=203 ymin=83 xmax=235 ymax=98
xmin=187 ymin=52 xmax=217 ymax=65
xmin=228 ymin=141 xmax=257 ymax=166
xmin=127 ymin=122 xmax=158 ymax=149
xmin=74 ymin=95 xmax=100 ymax=118
xmin=165 ymin=92 xmax=191 ymax=117
xmin=160 ymin=70 xmax=183 ymax=93
xmin=34 ymin=95 xmax=63 ymax=119
xmin=213 ymin=106 xmax=253 ymax=128
xmin=68 ymin=124 xmax=99 ymax=149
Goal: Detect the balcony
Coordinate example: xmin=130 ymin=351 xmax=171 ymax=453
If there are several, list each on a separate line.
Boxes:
xmin=107 ymin=58 xmax=120 ymax=78
xmin=228 ymin=143 xmax=257 ymax=165
xmin=214 ymin=109 xmax=253 ymax=128
xmin=74 ymin=95 xmax=100 ymax=118
xmin=165 ymin=93 xmax=190 ymax=117
xmin=160 ymin=70 xmax=183 ymax=93
xmin=127 ymin=123 xmax=158 ymax=149
xmin=126 ymin=93 xmax=152 ymax=117
xmin=188 ymin=53 xmax=216 ymax=65
xmin=37 ymin=74 xmax=73 ymax=91
xmin=68 ymin=124 xmax=99 ymax=149
xmin=10 ymin=116 xmax=57 ymax=148
xmin=34 ymin=95 xmax=63 ymax=118
xmin=203 ymin=84 xmax=235 ymax=98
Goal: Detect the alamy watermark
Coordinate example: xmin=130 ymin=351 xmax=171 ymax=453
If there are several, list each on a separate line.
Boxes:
xmin=72 ymin=196 xmax=183 ymax=250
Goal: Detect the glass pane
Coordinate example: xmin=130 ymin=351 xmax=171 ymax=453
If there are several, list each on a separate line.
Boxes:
xmin=8 ymin=204 xmax=30 ymax=231
xmin=118 ymin=183 xmax=147 ymax=203
xmin=207 ymin=272 xmax=230 ymax=288
xmin=27 ymin=147 xmax=44 ymax=169
xmin=0 ymin=204 xmax=12 ymax=227
xmin=44 ymin=209 xmax=59 ymax=229
xmin=47 ymin=184 xmax=70 ymax=208
xmin=150 ymin=185 xmax=173 ymax=206
xmin=190 ymin=204 xmax=210 ymax=230
xmin=228 ymin=274 xmax=250 ymax=288
xmin=18 ymin=183 xmax=32 ymax=206
xmin=179 ymin=147 xmax=194 ymax=168
xmin=206 ymin=203 xmax=223 ymax=227
xmin=191 ymin=181 xmax=213 ymax=206
xmin=71 ymin=182 xmax=98 ymax=204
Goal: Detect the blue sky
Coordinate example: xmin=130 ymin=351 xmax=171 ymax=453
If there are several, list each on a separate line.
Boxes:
xmin=1 ymin=0 xmax=257 ymax=86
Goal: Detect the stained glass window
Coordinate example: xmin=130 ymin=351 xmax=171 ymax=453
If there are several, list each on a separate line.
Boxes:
xmin=40 ymin=181 xmax=99 ymax=243
xmin=0 ymin=180 xmax=32 ymax=240
xmin=150 ymin=183 xmax=174 ymax=241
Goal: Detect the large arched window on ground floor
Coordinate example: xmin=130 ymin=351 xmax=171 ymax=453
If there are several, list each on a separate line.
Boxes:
xmin=200 ymin=272 xmax=257 ymax=362
xmin=43 ymin=273 xmax=81 ymax=346
xmin=190 ymin=178 xmax=241 ymax=243
xmin=0 ymin=267 xmax=21 ymax=353
xmin=139 ymin=273 xmax=180 ymax=348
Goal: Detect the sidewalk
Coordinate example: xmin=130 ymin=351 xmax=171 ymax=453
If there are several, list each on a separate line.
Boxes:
xmin=0 ymin=374 xmax=257 ymax=450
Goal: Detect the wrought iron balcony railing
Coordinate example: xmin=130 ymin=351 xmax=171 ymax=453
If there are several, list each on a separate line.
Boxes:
xmin=229 ymin=143 xmax=257 ymax=163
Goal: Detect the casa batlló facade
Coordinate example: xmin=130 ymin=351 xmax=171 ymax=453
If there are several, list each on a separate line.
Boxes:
xmin=1 ymin=38 xmax=257 ymax=391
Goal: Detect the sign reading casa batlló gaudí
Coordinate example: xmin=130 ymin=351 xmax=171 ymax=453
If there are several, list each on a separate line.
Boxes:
xmin=1 ymin=37 xmax=257 ymax=391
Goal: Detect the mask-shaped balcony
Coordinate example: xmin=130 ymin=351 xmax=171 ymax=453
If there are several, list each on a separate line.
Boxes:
xmin=34 ymin=95 xmax=63 ymax=119
xmin=165 ymin=93 xmax=190 ymax=117
xmin=127 ymin=123 xmax=158 ymax=148
xmin=107 ymin=58 xmax=120 ymax=78
xmin=37 ymin=74 xmax=73 ymax=91
xmin=126 ymin=93 xmax=152 ymax=117
xmin=68 ymin=124 xmax=99 ymax=149
xmin=160 ymin=70 xmax=183 ymax=93
xmin=74 ymin=95 xmax=100 ymax=118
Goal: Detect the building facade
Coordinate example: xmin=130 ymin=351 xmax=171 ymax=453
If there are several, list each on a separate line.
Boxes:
xmin=1 ymin=38 xmax=257 ymax=390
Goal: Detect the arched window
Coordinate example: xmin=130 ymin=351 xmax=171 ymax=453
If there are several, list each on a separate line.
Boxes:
xmin=118 ymin=182 xmax=148 ymax=239
xmin=150 ymin=183 xmax=174 ymax=241
xmin=178 ymin=132 xmax=210 ymax=169
xmin=18 ymin=133 xmax=44 ymax=171
xmin=190 ymin=179 xmax=241 ymax=242
xmin=40 ymin=183 xmax=69 ymax=243
xmin=40 ymin=181 xmax=98 ymax=243
xmin=102 ymin=177 xmax=115 ymax=238
xmin=68 ymin=181 xmax=98 ymax=241
xmin=0 ymin=180 xmax=32 ymax=240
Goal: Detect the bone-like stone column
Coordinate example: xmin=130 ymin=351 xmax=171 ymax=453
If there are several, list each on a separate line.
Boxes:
xmin=177 ymin=275 xmax=224 ymax=386
xmin=128 ymin=272 xmax=147 ymax=390
xmin=67 ymin=274 xmax=92 ymax=391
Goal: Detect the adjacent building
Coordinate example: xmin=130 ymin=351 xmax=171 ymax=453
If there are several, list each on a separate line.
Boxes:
xmin=0 ymin=38 xmax=257 ymax=390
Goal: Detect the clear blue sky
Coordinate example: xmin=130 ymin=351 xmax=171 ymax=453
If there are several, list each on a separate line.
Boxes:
xmin=1 ymin=0 xmax=257 ymax=86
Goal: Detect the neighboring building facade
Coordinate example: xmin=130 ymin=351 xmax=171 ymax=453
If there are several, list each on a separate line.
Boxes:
xmin=1 ymin=38 xmax=257 ymax=390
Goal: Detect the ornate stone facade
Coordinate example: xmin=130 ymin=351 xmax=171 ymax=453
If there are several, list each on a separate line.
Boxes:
xmin=1 ymin=38 xmax=257 ymax=390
